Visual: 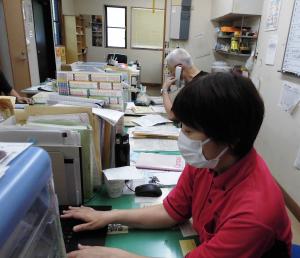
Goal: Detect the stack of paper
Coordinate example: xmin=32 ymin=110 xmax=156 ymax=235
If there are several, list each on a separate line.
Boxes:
xmin=132 ymin=114 xmax=171 ymax=127
xmin=130 ymin=125 xmax=180 ymax=139
xmin=135 ymin=153 xmax=185 ymax=172
xmin=131 ymin=138 xmax=178 ymax=152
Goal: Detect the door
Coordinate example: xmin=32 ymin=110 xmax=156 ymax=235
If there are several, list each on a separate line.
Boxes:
xmin=2 ymin=0 xmax=31 ymax=92
xmin=32 ymin=0 xmax=56 ymax=82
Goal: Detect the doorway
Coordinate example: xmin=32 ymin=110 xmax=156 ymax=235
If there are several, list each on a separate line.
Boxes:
xmin=32 ymin=0 xmax=56 ymax=82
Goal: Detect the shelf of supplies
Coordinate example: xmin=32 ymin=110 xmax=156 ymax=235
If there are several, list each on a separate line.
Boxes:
xmin=214 ymin=49 xmax=251 ymax=57
xmin=76 ymin=33 xmax=85 ymax=36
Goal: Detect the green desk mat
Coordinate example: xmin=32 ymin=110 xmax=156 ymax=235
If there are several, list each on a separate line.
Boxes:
xmin=86 ymin=188 xmax=199 ymax=258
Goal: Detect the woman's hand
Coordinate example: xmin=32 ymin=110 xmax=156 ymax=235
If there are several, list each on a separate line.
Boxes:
xmin=61 ymin=206 xmax=114 ymax=232
xmin=16 ymin=96 xmax=33 ymax=104
xmin=67 ymin=244 xmax=145 ymax=258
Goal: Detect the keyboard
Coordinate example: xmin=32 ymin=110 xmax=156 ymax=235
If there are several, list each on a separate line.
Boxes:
xmin=59 ymin=205 xmax=112 ymax=253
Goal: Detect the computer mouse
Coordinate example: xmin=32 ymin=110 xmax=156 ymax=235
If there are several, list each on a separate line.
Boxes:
xmin=135 ymin=184 xmax=162 ymax=197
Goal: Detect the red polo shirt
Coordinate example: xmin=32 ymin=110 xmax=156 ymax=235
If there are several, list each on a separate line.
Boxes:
xmin=163 ymin=148 xmax=291 ymax=258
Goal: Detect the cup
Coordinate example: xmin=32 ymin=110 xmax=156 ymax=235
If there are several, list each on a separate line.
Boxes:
xmin=105 ymin=177 xmax=124 ymax=198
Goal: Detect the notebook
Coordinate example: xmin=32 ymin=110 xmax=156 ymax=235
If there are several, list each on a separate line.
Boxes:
xmin=135 ymin=153 xmax=185 ymax=172
xmin=59 ymin=205 xmax=112 ymax=253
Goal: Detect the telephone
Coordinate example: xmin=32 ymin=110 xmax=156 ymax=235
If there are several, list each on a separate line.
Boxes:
xmin=175 ymin=66 xmax=182 ymax=88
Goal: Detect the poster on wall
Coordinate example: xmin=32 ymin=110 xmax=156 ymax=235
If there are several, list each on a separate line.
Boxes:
xmin=92 ymin=15 xmax=103 ymax=47
xmin=265 ymin=0 xmax=282 ymax=31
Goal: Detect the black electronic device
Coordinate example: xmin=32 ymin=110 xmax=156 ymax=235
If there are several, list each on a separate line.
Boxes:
xmin=135 ymin=184 xmax=162 ymax=197
xmin=59 ymin=205 xmax=111 ymax=252
xmin=115 ymin=133 xmax=130 ymax=167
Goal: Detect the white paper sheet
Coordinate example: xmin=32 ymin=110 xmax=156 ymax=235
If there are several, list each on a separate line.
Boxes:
xmin=145 ymin=171 xmax=181 ymax=186
xmin=150 ymin=105 xmax=167 ymax=114
xmin=0 ymin=166 xmax=9 ymax=179
xmin=265 ymin=35 xmax=278 ymax=65
xmin=103 ymin=166 xmax=144 ymax=180
xmin=132 ymin=114 xmax=172 ymax=127
xmin=179 ymin=220 xmax=198 ymax=237
xmin=0 ymin=142 xmax=32 ymax=167
xmin=278 ymin=81 xmax=300 ymax=113
xmin=92 ymin=108 xmax=124 ymax=126
xmin=265 ymin=0 xmax=282 ymax=31
xmin=131 ymin=138 xmax=179 ymax=152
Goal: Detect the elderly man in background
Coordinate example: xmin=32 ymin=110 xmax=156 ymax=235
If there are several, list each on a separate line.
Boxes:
xmin=161 ymin=48 xmax=207 ymax=120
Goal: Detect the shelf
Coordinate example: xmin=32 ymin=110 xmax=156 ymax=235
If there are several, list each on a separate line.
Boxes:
xmin=217 ymin=36 xmax=257 ymax=39
xmin=214 ymin=49 xmax=251 ymax=57
xmin=76 ymin=34 xmax=85 ymax=36
xmin=211 ymin=13 xmax=261 ymax=22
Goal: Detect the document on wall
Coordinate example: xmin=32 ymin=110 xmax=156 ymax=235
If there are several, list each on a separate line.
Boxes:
xmin=132 ymin=114 xmax=172 ymax=127
xmin=265 ymin=0 xmax=282 ymax=31
xmin=278 ymin=81 xmax=300 ymax=114
xmin=265 ymin=35 xmax=278 ymax=65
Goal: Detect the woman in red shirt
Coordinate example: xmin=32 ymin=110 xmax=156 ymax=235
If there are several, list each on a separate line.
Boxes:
xmin=63 ymin=72 xmax=291 ymax=258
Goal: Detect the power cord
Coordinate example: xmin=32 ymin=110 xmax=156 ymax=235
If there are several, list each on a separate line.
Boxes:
xmin=125 ymin=180 xmax=135 ymax=192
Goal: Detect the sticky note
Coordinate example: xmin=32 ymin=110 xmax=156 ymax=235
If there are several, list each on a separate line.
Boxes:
xmin=179 ymin=239 xmax=197 ymax=256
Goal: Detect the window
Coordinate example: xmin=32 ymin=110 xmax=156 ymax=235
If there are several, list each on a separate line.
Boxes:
xmin=105 ymin=6 xmax=127 ymax=48
xmin=131 ymin=8 xmax=164 ymax=50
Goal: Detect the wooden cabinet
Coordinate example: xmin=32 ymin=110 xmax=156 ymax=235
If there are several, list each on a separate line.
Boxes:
xmin=211 ymin=0 xmax=263 ymax=20
xmin=64 ymin=15 xmax=87 ymax=63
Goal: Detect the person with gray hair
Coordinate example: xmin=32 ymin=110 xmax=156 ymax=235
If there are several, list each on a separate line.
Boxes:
xmin=161 ymin=48 xmax=207 ymax=120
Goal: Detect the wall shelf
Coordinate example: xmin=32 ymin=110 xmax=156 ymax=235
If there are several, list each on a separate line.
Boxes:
xmin=214 ymin=49 xmax=251 ymax=57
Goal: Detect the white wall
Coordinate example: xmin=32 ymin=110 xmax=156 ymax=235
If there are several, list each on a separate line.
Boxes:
xmin=251 ymin=0 xmax=300 ymax=204
xmin=0 ymin=0 xmax=13 ymax=87
xmin=62 ymin=0 xmax=75 ymax=15
xmin=62 ymin=0 xmax=165 ymax=84
xmin=168 ymin=0 xmax=215 ymax=73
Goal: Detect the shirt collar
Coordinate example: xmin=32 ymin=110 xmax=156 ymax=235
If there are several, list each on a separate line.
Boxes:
xmin=212 ymin=148 xmax=257 ymax=192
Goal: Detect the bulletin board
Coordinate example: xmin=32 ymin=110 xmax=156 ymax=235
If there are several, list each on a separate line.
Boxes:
xmin=281 ymin=0 xmax=300 ymax=77
xmin=131 ymin=8 xmax=164 ymax=50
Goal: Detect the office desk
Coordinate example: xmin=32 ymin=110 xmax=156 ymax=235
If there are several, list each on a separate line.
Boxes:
xmin=86 ymin=188 xmax=199 ymax=258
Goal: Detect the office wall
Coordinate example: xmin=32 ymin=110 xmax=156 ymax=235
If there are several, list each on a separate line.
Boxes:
xmin=167 ymin=0 xmax=215 ymax=73
xmin=251 ymin=0 xmax=300 ymax=205
xmin=62 ymin=0 xmax=75 ymax=15
xmin=0 ymin=0 xmax=13 ymax=87
xmin=62 ymin=0 xmax=165 ymax=84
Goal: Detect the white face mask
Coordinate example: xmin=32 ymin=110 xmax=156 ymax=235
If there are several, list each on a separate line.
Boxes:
xmin=178 ymin=130 xmax=228 ymax=169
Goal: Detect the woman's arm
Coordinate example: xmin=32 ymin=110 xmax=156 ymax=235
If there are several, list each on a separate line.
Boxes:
xmin=61 ymin=204 xmax=177 ymax=232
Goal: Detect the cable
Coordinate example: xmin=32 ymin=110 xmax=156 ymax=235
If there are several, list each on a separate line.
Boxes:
xmin=125 ymin=180 xmax=135 ymax=192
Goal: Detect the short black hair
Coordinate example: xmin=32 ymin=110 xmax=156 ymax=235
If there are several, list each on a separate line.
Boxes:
xmin=172 ymin=72 xmax=265 ymax=158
